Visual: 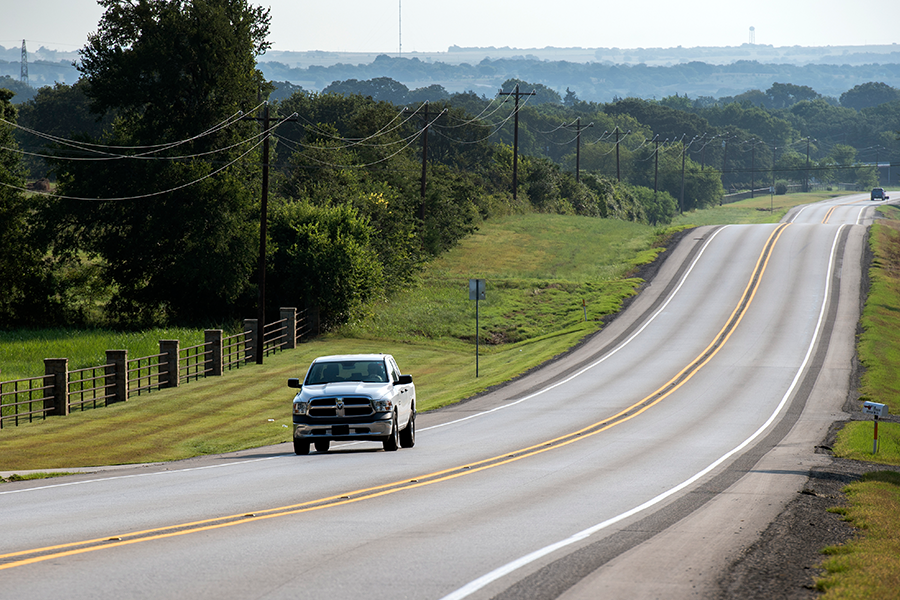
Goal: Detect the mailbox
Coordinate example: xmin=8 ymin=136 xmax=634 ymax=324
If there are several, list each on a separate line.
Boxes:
xmin=863 ymin=401 xmax=888 ymax=417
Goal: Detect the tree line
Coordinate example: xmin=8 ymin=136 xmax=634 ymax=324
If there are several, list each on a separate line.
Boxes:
xmin=1 ymin=0 xmax=899 ymax=333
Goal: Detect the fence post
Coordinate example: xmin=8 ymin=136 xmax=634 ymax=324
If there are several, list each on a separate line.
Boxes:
xmin=106 ymin=350 xmax=128 ymax=403
xmin=160 ymin=340 xmax=180 ymax=388
xmin=43 ymin=358 xmax=69 ymax=416
xmin=280 ymin=307 xmax=297 ymax=350
xmin=205 ymin=329 xmax=223 ymax=376
xmin=243 ymin=319 xmax=258 ymax=363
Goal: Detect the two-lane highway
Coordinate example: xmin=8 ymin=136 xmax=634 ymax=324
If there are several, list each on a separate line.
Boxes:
xmin=0 ymin=194 xmax=878 ymax=599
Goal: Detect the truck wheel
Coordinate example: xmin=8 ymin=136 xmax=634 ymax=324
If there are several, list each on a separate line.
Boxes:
xmin=314 ymin=440 xmax=330 ymax=453
xmin=383 ymin=413 xmax=399 ymax=451
xmin=399 ymin=410 xmax=416 ymax=448
xmin=293 ymin=440 xmax=310 ymax=455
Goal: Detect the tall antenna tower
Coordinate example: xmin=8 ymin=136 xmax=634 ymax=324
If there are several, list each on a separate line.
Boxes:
xmin=749 ymin=26 xmax=756 ymax=45
xmin=20 ymin=39 xmax=29 ymax=85
xmin=398 ymin=0 xmax=402 ymax=56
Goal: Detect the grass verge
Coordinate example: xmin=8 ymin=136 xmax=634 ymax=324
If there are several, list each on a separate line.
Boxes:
xmin=820 ymin=204 xmax=900 ymax=594
xmin=835 ymin=205 xmax=900 ymax=462
xmin=816 ymin=471 xmax=900 ymax=598
xmin=0 ymin=192 xmax=857 ymax=471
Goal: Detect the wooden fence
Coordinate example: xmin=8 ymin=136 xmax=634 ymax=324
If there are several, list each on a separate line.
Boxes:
xmin=0 ymin=307 xmax=310 ymax=429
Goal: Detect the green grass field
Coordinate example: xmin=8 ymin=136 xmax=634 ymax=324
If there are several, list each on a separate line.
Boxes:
xmin=0 ymin=190 xmax=859 ymax=470
xmin=8 ymin=188 xmax=900 ymax=597
xmin=0 ymin=328 xmax=207 ymax=381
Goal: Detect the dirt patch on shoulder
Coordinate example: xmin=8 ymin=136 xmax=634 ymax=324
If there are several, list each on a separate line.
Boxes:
xmin=715 ymin=455 xmax=888 ymax=599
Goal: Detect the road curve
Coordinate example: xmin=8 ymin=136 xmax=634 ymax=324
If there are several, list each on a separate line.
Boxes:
xmin=0 ymin=194 xmax=878 ymax=600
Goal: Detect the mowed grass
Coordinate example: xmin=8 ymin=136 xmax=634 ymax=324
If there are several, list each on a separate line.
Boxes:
xmin=836 ymin=205 xmax=900 ymax=462
xmin=0 ymin=213 xmax=666 ymax=470
xmin=0 ymin=192 xmax=862 ymax=471
xmin=816 ymin=471 xmax=900 ymax=598
xmin=821 ymin=204 xmax=900 ymax=596
xmin=0 ymin=328 xmax=207 ymax=381
xmin=671 ymin=190 xmax=858 ymax=227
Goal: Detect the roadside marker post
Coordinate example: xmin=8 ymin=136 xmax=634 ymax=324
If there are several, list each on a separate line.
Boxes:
xmin=469 ymin=279 xmax=486 ymax=378
xmin=863 ymin=401 xmax=888 ymax=454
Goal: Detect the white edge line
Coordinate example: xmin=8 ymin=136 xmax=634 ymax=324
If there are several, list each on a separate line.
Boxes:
xmin=0 ymin=225 xmax=728 ymax=494
xmin=0 ymin=456 xmax=282 ymax=496
xmin=438 ymin=223 xmax=847 ymax=600
xmin=421 ymin=225 xmax=731 ymax=433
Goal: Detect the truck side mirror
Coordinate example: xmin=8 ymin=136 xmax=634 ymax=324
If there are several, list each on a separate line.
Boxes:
xmin=288 ymin=378 xmax=302 ymax=389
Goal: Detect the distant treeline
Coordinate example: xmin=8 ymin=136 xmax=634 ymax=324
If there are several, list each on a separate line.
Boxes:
xmin=259 ymin=55 xmax=900 ymax=103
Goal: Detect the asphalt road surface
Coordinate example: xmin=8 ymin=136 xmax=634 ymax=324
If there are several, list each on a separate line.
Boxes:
xmin=0 ymin=193 xmax=878 ymax=599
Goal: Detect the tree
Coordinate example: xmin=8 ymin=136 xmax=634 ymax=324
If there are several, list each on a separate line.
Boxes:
xmin=765 ymin=83 xmax=820 ymax=109
xmin=323 ymin=78 xmax=410 ymax=104
xmin=41 ymin=0 xmax=272 ymax=326
xmin=15 ymin=81 xmax=113 ymax=179
xmin=0 ymin=90 xmax=63 ymax=326
xmin=500 ymin=79 xmax=562 ymax=105
xmin=840 ymin=82 xmax=900 ymax=111
xmin=268 ymin=201 xmax=383 ymax=328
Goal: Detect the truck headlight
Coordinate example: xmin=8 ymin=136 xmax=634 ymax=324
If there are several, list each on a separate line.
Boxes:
xmin=372 ymin=398 xmax=393 ymax=412
xmin=293 ymin=401 xmax=309 ymax=415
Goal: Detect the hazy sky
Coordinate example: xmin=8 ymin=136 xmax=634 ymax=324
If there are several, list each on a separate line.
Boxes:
xmin=1 ymin=0 xmax=898 ymax=55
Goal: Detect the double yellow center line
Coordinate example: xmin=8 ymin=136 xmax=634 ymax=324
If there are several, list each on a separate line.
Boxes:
xmin=0 ymin=223 xmax=791 ymax=571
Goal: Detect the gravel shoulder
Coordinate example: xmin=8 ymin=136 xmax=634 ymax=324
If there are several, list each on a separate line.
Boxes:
xmin=714 ymin=450 xmax=885 ymax=599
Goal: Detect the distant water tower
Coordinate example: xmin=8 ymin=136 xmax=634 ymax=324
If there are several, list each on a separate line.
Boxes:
xmin=749 ymin=26 xmax=756 ymax=45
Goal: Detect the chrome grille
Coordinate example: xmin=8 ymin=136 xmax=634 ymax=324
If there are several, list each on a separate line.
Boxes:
xmin=308 ymin=397 xmax=373 ymax=418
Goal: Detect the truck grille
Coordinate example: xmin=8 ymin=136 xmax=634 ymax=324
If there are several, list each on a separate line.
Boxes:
xmin=308 ymin=397 xmax=373 ymax=418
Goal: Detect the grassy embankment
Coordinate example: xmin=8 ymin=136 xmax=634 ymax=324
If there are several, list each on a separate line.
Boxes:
xmin=0 ymin=189 xmax=856 ymax=471
xmin=816 ymin=203 xmax=900 ymax=597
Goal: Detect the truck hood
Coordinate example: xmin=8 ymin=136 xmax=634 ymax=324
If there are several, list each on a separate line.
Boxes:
xmin=297 ymin=382 xmax=393 ymax=399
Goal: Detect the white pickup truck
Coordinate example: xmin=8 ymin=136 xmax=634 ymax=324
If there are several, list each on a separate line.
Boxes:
xmin=288 ymin=354 xmax=416 ymax=455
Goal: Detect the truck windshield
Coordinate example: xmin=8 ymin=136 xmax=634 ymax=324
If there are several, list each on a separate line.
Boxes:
xmin=305 ymin=361 xmax=388 ymax=384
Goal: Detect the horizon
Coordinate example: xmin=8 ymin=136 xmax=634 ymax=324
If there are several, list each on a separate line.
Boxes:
xmin=0 ymin=0 xmax=897 ymax=56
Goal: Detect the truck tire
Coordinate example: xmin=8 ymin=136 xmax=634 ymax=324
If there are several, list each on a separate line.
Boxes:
xmin=293 ymin=440 xmax=310 ymax=455
xmin=383 ymin=413 xmax=400 ymax=451
xmin=399 ymin=410 xmax=416 ymax=448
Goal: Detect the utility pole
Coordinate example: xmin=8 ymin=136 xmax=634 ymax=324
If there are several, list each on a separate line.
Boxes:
xmin=751 ymin=142 xmax=756 ymax=199
xmin=653 ymin=135 xmax=663 ymax=194
xmin=404 ymin=102 xmax=447 ymax=221
xmin=804 ymin=137 xmax=815 ymax=193
xmin=564 ymin=118 xmax=593 ymax=183
xmin=498 ymin=84 xmax=535 ymax=200
xmin=722 ymin=136 xmax=730 ymax=193
xmin=614 ymin=126 xmax=627 ymax=181
xmin=245 ymin=101 xmax=298 ymax=364
xmin=257 ymin=101 xmax=271 ymax=365
xmin=680 ymin=135 xmax=697 ymax=213
xmin=680 ymin=142 xmax=686 ymax=213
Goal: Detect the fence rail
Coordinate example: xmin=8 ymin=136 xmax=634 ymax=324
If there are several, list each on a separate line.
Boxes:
xmin=223 ymin=331 xmax=250 ymax=371
xmin=263 ymin=318 xmax=287 ymax=357
xmin=128 ymin=352 xmax=166 ymax=396
xmin=0 ymin=376 xmax=53 ymax=429
xmin=0 ymin=307 xmax=312 ymax=428
xmin=179 ymin=342 xmax=212 ymax=384
xmin=68 ymin=363 xmax=116 ymax=411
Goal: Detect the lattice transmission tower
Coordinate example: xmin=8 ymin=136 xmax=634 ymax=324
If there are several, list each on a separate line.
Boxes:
xmin=20 ymin=39 xmax=29 ymax=85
